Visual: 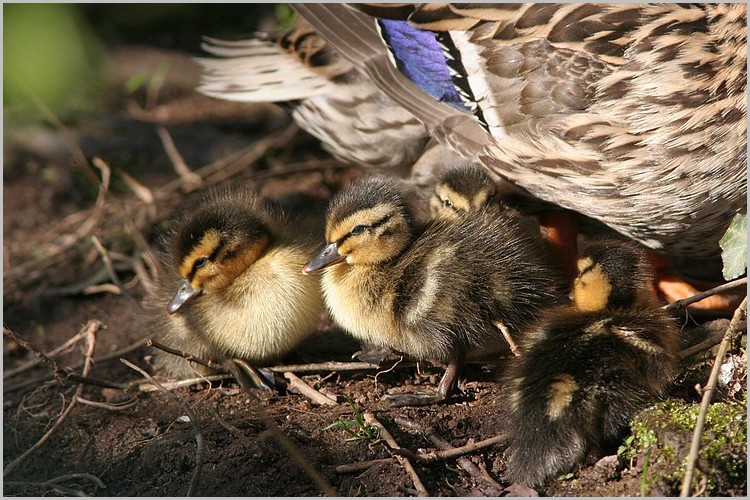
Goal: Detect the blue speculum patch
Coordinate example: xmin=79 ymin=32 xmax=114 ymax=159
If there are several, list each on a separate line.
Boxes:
xmin=377 ymin=19 xmax=469 ymax=112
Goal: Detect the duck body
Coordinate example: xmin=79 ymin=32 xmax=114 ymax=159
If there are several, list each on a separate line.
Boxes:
xmin=503 ymin=239 xmax=680 ymax=486
xmin=151 ymin=189 xmax=324 ymax=378
xmin=305 ymin=176 xmax=559 ymax=404
xmin=294 ymin=3 xmax=747 ymax=262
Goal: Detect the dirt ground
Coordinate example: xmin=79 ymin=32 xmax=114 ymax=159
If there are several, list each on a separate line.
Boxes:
xmin=3 ymin=13 xmax=747 ymax=498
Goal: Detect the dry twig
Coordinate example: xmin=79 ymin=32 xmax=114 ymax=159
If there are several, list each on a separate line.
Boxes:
xmin=679 ymin=297 xmax=747 ymax=497
xmin=156 ymin=126 xmax=202 ymax=189
xmin=3 ymin=325 xmax=89 ymax=379
xmin=335 ymin=458 xmax=397 ymax=474
xmin=268 ymin=361 xmax=381 ymax=373
xmin=664 ymin=277 xmax=747 ymax=312
xmin=5 ymin=472 xmax=106 ymax=496
xmin=393 ymin=415 xmax=504 ymax=492
xmin=363 ymin=412 xmax=429 ymax=497
xmin=137 ymin=373 xmax=234 ymax=392
xmin=4 ymin=321 xmax=101 ymax=478
xmin=146 ymin=339 xmax=225 ymax=372
xmin=283 ymin=372 xmax=339 ymax=406
xmin=121 ymin=358 xmax=204 ymax=496
xmin=4 ymin=334 xmax=149 ymax=394
xmin=390 ymin=433 xmax=510 ymax=465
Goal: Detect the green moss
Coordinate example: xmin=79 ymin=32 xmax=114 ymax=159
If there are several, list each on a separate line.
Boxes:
xmin=621 ymin=397 xmax=747 ymax=496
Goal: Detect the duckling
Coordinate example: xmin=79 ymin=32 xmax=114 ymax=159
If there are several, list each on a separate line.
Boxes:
xmin=503 ymin=239 xmax=681 ymax=487
xmin=303 ymin=176 xmax=559 ymax=406
xmin=149 ymin=189 xmax=325 ymax=379
xmin=430 ymin=164 xmax=499 ymax=221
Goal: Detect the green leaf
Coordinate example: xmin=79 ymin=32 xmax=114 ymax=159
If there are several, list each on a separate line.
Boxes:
xmin=719 ymin=214 xmax=747 ymax=280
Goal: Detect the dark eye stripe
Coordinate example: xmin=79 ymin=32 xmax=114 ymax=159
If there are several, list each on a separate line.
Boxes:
xmin=578 ymin=263 xmax=595 ymax=277
xmin=187 ymin=239 xmax=224 ymax=281
xmin=336 ymin=214 xmax=391 ymax=246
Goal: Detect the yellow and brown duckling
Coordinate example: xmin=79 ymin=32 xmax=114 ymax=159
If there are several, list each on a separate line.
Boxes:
xmin=303 ymin=176 xmax=559 ymax=406
xmin=503 ymin=239 xmax=680 ymax=487
xmin=150 ymin=189 xmax=324 ymax=380
xmin=430 ymin=164 xmax=499 ymax=220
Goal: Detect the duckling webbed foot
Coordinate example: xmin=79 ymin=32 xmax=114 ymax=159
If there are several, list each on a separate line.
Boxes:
xmin=224 ymin=359 xmax=277 ymax=392
xmin=353 ymin=346 xmax=403 ymax=365
xmin=384 ymin=356 xmax=464 ymax=407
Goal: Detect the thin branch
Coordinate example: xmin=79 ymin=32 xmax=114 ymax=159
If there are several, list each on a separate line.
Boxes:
xmin=76 ymin=397 xmax=139 ymax=411
xmin=3 ymin=325 xmax=88 ymax=379
xmin=156 ymin=126 xmax=202 ymax=189
xmin=137 ymin=374 xmax=234 ymax=392
xmin=495 ymin=321 xmax=521 ymax=356
xmin=393 ymin=415 xmax=504 ymax=491
xmin=678 ymin=330 xmax=730 ymax=361
xmin=283 ymin=372 xmax=339 ymax=406
xmin=664 ymin=277 xmax=747 ymax=311
xmin=335 ymin=458 xmax=397 ymax=474
xmin=391 ymin=433 xmax=510 ymax=464
xmin=363 ymin=412 xmax=429 ymax=497
xmin=146 ymin=339 xmax=225 ymax=372
xmin=268 ymin=361 xmax=381 ymax=373
xmin=4 ymin=334 xmax=150 ymax=394
xmin=679 ymin=297 xmax=747 ymax=497
xmin=91 ymin=235 xmax=137 ymax=304
xmin=121 ymin=359 xmax=204 ymax=496
xmin=4 ymin=322 xmax=100 ymax=478
xmin=424 ymin=427 xmax=504 ymax=492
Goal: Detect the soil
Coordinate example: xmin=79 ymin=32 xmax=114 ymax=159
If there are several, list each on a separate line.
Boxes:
xmin=3 ymin=13 xmax=747 ymax=498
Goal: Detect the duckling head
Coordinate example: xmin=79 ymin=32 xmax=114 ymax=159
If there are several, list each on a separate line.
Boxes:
xmin=572 ymin=239 xmax=653 ymax=313
xmin=303 ymin=177 xmax=413 ymax=273
xmin=430 ymin=165 xmax=497 ymax=220
xmin=167 ymin=201 xmax=271 ymax=314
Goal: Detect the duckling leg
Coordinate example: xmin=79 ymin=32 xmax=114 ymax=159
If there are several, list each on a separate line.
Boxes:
xmin=538 ymin=211 xmax=579 ymax=286
xmin=224 ymin=359 xmax=276 ymax=392
xmin=384 ymin=353 xmax=465 ymax=407
xmin=647 ymin=253 xmax=741 ymax=312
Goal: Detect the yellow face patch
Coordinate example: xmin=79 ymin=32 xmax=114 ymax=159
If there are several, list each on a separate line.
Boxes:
xmin=573 ymin=262 xmax=611 ymax=313
xmin=179 ymin=229 xmax=221 ymax=279
xmin=577 ymin=256 xmax=594 ymax=274
xmin=435 ymin=184 xmax=471 ymax=213
xmin=546 ymin=373 xmax=579 ymax=420
xmin=471 ymin=187 xmax=494 ymax=211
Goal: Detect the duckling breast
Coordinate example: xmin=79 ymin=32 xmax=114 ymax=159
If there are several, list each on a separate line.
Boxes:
xmin=198 ymin=244 xmax=324 ymax=362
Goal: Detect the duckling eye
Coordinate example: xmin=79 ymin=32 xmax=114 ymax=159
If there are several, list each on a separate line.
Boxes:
xmin=350 ymin=225 xmax=368 ymax=235
xmin=194 ymin=257 xmax=209 ymax=269
xmin=442 ymin=197 xmax=453 ymax=208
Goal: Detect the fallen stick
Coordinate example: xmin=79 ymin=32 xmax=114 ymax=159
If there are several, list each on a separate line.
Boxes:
xmin=679 ymin=297 xmax=747 ymax=497
xmin=664 ymin=277 xmax=746 ymax=312
xmin=363 ymin=412 xmax=429 ymax=497
xmin=122 ymin=358 xmax=204 ymax=497
xmin=4 ymin=322 xmax=100 ymax=478
xmin=283 ymin=372 xmax=339 ymax=406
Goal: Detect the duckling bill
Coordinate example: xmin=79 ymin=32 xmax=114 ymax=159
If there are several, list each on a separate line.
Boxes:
xmin=304 ymin=176 xmax=559 ymax=406
xmin=150 ymin=189 xmax=324 ymax=380
xmin=503 ymin=239 xmax=680 ymax=487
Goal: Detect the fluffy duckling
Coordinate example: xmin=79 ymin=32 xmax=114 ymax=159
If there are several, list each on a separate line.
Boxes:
xmin=503 ymin=239 xmax=680 ymax=487
xmin=303 ymin=176 xmax=559 ymax=406
xmin=150 ymin=189 xmax=324 ymax=379
xmin=430 ymin=164 xmax=499 ymax=221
